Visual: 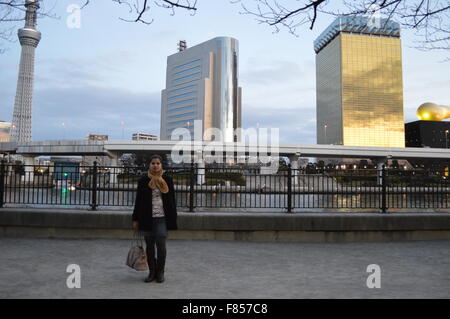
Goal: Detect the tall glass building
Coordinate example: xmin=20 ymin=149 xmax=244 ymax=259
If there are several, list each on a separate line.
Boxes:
xmin=160 ymin=37 xmax=242 ymax=142
xmin=315 ymin=16 xmax=405 ymax=147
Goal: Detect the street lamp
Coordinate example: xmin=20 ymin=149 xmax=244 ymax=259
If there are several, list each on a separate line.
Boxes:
xmin=186 ymin=121 xmax=192 ymax=163
xmin=324 ymin=124 xmax=327 ymax=144
xmin=445 ymin=130 xmax=449 ymax=148
xmin=62 ymin=122 xmax=66 ymax=140
xmin=10 ymin=124 xmax=16 ymax=141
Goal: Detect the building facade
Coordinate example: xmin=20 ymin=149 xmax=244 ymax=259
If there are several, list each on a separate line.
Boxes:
xmin=405 ymin=120 xmax=450 ymax=149
xmin=160 ymin=37 xmax=242 ymax=142
xmin=86 ymin=134 xmax=108 ymax=141
xmin=315 ymin=16 xmax=405 ymax=147
xmin=132 ymin=133 xmax=157 ymax=141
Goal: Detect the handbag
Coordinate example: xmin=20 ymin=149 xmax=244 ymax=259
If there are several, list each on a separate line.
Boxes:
xmin=126 ymin=231 xmax=148 ymax=271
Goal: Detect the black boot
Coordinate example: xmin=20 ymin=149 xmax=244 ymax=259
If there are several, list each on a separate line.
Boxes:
xmin=156 ymin=257 xmax=165 ymax=283
xmin=144 ymin=258 xmax=156 ymax=283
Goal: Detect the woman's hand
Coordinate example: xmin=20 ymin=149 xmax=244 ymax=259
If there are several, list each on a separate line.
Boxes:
xmin=132 ymin=221 xmax=139 ymax=230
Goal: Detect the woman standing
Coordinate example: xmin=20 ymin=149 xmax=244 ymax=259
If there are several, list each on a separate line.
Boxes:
xmin=132 ymin=155 xmax=178 ymax=283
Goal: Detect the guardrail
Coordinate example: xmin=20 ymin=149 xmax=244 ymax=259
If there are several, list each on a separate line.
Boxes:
xmin=0 ymin=160 xmax=448 ymax=212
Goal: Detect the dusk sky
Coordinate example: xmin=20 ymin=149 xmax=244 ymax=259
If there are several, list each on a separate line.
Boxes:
xmin=0 ymin=0 xmax=449 ymax=144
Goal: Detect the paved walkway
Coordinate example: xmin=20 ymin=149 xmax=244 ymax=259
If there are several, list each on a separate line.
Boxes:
xmin=0 ymin=238 xmax=449 ymax=298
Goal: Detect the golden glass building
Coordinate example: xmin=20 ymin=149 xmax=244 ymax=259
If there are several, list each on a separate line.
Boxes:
xmin=315 ymin=16 xmax=405 ymax=147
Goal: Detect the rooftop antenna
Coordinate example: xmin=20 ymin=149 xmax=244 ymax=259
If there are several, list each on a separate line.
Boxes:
xmin=178 ymin=40 xmax=187 ymax=52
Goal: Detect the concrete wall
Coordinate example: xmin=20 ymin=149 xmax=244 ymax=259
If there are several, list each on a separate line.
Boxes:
xmin=1 ymin=208 xmax=450 ymax=242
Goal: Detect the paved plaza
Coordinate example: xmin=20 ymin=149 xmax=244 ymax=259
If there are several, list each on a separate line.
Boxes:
xmin=0 ymin=238 xmax=449 ymax=299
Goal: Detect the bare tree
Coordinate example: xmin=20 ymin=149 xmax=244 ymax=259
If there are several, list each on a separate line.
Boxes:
xmin=0 ymin=1 xmax=27 ymax=53
xmin=0 ymin=0 xmax=57 ymax=53
xmin=110 ymin=0 xmax=197 ymax=24
xmin=0 ymin=0 xmax=197 ymax=52
xmin=1 ymin=0 xmax=448 ymax=52
xmin=235 ymin=0 xmax=450 ymax=51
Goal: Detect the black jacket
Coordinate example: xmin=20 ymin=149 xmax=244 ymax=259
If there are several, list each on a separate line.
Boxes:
xmin=132 ymin=173 xmax=178 ymax=231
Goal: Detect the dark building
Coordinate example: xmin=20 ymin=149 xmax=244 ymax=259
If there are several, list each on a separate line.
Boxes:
xmin=405 ymin=120 xmax=449 ymax=176
xmin=405 ymin=120 xmax=450 ymax=148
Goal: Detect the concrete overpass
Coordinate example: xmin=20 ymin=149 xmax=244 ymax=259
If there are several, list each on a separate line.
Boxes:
xmin=1 ymin=139 xmax=449 ymax=159
xmin=1 ymin=139 xmax=448 ymax=184
xmin=1 ymin=139 xmax=449 ymax=167
xmin=1 ymin=138 xmax=448 ymax=169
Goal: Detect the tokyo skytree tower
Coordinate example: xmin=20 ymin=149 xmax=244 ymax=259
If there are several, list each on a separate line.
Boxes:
xmin=10 ymin=0 xmax=41 ymax=142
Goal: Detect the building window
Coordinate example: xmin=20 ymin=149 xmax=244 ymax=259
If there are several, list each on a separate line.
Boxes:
xmin=172 ymin=72 xmax=201 ymax=85
xmin=173 ymin=65 xmax=201 ymax=77
xmin=167 ymin=112 xmax=196 ymax=120
xmin=167 ymin=91 xmax=196 ymax=101
xmin=167 ymin=98 xmax=196 ymax=108
xmin=167 ymin=105 xmax=196 ymax=113
xmin=172 ymin=59 xmax=201 ymax=71
xmin=167 ymin=119 xmax=195 ymax=127
xmin=168 ymin=84 xmax=197 ymax=95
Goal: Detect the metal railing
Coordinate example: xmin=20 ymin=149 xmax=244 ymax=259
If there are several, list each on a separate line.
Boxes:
xmin=0 ymin=160 xmax=449 ymax=212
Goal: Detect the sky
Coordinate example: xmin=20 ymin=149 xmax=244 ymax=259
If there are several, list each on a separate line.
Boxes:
xmin=0 ymin=0 xmax=449 ymax=145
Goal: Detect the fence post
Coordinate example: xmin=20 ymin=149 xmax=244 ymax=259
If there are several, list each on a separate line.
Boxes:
xmin=91 ymin=161 xmax=98 ymax=211
xmin=287 ymin=163 xmax=292 ymax=213
xmin=0 ymin=160 xmax=5 ymax=208
xmin=189 ymin=161 xmax=195 ymax=212
xmin=381 ymin=164 xmax=387 ymax=213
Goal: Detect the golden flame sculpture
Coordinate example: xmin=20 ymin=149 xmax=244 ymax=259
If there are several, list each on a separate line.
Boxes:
xmin=417 ymin=102 xmax=450 ymax=121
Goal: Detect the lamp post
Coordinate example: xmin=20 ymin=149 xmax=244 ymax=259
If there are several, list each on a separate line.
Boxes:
xmin=445 ymin=130 xmax=449 ymax=148
xmin=256 ymin=122 xmax=260 ymax=161
xmin=324 ymin=124 xmax=327 ymax=144
xmin=186 ymin=121 xmax=192 ymax=164
xmin=11 ymin=125 xmax=16 ymax=141
xmin=186 ymin=121 xmax=192 ymax=141
xmin=62 ymin=122 xmax=66 ymax=140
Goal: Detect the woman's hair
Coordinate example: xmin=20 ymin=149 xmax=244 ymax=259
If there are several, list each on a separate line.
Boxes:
xmin=150 ymin=154 xmax=163 ymax=162
xmin=148 ymin=154 xmax=164 ymax=168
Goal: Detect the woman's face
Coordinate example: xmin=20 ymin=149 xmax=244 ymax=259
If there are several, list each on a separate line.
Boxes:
xmin=150 ymin=158 xmax=162 ymax=172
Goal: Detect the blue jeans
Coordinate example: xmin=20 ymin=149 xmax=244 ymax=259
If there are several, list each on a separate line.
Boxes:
xmin=142 ymin=217 xmax=167 ymax=269
xmin=141 ymin=217 xmax=167 ymax=238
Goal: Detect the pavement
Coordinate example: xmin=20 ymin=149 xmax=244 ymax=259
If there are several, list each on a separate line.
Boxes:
xmin=0 ymin=238 xmax=449 ymax=299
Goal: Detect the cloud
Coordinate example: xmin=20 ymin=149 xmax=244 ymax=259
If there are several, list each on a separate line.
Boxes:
xmin=241 ymin=59 xmax=305 ymax=85
xmin=240 ymin=58 xmax=316 ymax=111
xmin=32 ymin=85 xmax=161 ymax=140
xmin=242 ymin=105 xmax=316 ymax=144
xmin=35 ymin=51 xmax=139 ymax=90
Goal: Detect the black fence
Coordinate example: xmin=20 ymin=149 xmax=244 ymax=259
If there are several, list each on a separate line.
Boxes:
xmin=0 ymin=160 xmax=449 ymax=212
